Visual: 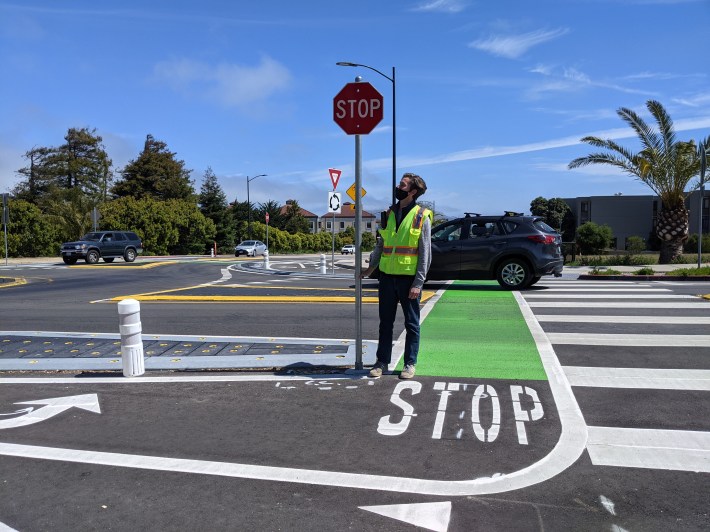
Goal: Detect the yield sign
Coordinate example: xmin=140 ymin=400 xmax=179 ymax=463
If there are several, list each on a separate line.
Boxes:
xmin=329 ymin=168 xmax=342 ymax=190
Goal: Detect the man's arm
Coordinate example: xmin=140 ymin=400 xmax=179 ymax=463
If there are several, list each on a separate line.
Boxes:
xmin=411 ymin=217 xmax=431 ymax=291
xmin=361 ymin=234 xmax=383 ymax=278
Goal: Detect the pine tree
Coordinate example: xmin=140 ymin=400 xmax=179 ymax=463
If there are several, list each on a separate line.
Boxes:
xmin=112 ymin=134 xmax=194 ymax=201
xmin=198 ymin=167 xmax=235 ymax=252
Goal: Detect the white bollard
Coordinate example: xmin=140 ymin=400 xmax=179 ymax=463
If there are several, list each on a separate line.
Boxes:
xmin=210 ymin=248 xmax=214 ymax=257
xmin=320 ymin=254 xmax=327 ymax=274
xmin=118 ymin=298 xmax=145 ymax=377
xmin=263 ymin=249 xmax=270 ymax=268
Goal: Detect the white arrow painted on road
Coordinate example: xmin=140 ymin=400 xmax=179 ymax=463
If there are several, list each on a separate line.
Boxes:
xmin=0 ymin=394 xmax=100 ymax=429
xmin=0 ymin=407 xmax=34 ymax=417
xmin=360 ymin=501 xmax=451 ymax=532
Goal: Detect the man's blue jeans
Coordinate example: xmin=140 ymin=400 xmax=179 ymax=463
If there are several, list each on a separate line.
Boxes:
xmin=375 ymin=273 xmax=421 ymax=367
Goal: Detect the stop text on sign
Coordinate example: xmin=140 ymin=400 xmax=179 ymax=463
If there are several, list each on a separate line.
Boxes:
xmin=334 ymin=98 xmax=382 ymax=120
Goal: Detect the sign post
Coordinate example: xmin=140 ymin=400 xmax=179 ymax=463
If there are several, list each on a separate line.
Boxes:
xmin=2 ymin=194 xmax=8 ymax=266
xmin=334 ymin=79 xmax=384 ymax=369
xmin=265 ymin=212 xmax=270 ymax=252
xmin=328 ymin=191 xmax=342 ymax=274
xmin=698 ymin=142 xmax=706 ymax=269
xmin=328 ymin=168 xmax=342 ymax=274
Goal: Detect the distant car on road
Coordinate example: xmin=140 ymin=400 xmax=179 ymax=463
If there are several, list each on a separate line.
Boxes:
xmin=235 ymin=240 xmax=267 ymax=257
xmin=341 ymin=244 xmax=355 ymax=254
xmin=60 ymin=231 xmax=143 ymax=265
xmin=427 ymin=212 xmax=563 ymax=289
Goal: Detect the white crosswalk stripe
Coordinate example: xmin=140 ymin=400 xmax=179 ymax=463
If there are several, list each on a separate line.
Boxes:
xmin=523 ymin=281 xmax=710 ymax=473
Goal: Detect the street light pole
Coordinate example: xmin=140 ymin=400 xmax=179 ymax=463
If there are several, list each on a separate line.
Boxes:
xmin=337 ymin=62 xmax=396 ymax=206
xmin=246 ymin=174 xmax=266 ymax=240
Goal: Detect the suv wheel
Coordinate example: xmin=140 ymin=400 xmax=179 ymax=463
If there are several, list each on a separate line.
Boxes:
xmin=86 ymin=250 xmax=100 ymax=264
xmin=124 ymin=248 xmax=136 ymax=262
xmin=62 ymin=256 xmax=77 ymax=265
xmin=496 ymin=258 xmax=532 ymax=290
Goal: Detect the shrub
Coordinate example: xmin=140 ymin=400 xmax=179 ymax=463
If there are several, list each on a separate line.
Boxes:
xmin=576 ymin=222 xmax=613 ymax=255
xmin=626 ymin=236 xmax=646 ymax=255
xmin=589 ymin=267 xmax=622 ymax=275
xmin=634 ymin=267 xmax=655 ymax=275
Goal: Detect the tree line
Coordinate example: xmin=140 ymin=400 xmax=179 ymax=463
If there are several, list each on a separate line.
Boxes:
xmin=4 ymin=128 xmax=369 ymax=257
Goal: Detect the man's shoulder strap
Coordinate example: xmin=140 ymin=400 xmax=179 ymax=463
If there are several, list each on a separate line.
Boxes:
xmin=412 ymin=206 xmax=432 ymax=230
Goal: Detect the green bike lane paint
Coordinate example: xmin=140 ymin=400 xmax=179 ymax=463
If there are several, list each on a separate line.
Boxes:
xmin=406 ymin=281 xmax=547 ymax=380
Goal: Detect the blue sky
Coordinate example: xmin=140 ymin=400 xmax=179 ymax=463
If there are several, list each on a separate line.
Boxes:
xmin=1 ymin=0 xmax=709 ymax=219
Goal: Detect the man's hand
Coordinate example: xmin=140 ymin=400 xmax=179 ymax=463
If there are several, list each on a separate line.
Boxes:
xmin=409 ymin=286 xmax=421 ymax=299
xmin=361 ymin=267 xmax=374 ymax=279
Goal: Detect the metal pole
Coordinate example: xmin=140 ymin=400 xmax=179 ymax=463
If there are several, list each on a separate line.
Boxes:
xmin=247 ymin=177 xmax=252 ymax=240
xmin=391 ymin=66 xmax=396 ymax=207
xmin=699 ymin=144 xmax=706 ymax=269
xmin=355 ymin=133 xmax=363 ymax=370
xmin=2 ymin=194 xmax=8 ymax=266
xmin=331 ymin=212 xmax=335 ymax=275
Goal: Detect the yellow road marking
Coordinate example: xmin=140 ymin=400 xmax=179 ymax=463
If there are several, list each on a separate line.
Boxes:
xmin=70 ymin=261 xmax=174 ymax=269
xmin=0 ymin=277 xmax=27 ymax=288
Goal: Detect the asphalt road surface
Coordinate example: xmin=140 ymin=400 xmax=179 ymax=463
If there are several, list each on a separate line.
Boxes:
xmin=0 ymin=257 xmax=708 ymax=531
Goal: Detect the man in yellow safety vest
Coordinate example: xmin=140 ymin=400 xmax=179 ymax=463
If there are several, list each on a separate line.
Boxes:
xmin=361 ymin=173 xmax=432 ymax=379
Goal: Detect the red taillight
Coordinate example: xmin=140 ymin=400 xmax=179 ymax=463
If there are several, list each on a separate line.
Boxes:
xmin=527 ymin=235 xmax=556 ymax=244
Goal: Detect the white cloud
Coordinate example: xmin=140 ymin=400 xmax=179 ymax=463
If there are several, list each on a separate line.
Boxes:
xmin=152 ymin=55 xmax=292 ymax=108
xmin=526 ymin=65 xmax=658 ymax=99
xmin=412 ymin=0 xmax=467 ymax=13
xmin=469 ymin=28 xmax=569 ymax=59
xmin=389 ymin=116 xmax=710 ymax=168
xmin=672 ymin=91 xmax=710 ymax=108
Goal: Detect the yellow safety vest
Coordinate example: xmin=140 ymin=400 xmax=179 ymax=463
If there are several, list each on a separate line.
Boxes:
xmin=378 ymin=205 xmax=432 ymax=275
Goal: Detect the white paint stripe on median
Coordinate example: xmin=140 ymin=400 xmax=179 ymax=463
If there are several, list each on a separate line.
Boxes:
xmin=536 ymin=315 xmax=710 ymax=324
xmin=524 ymin=294 xmax=694 ymax=299
xmin=547 ymin=333 xmax=710 ymax=347
xmin=528 ymin=302 xmax=708 ymax=309
xmin=587 ymin=426 xmax=710 ymax=473
xmin=563 ymin=366 xmax=710 ymax=390
xmin=536 ymin=288 xmax=671 ymax=292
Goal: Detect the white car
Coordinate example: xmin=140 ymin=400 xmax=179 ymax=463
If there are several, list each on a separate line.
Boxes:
xmin=341 ymin=244 xmax=355 ymax=254
xmin=235 ymin=240 xmax=267 ymax=257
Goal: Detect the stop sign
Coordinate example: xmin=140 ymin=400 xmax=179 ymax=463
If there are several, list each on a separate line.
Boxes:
xmin=265 ymin=213 xmax=270 ymax=224
xmin=333 ymin=82 xmax=384 ymax=135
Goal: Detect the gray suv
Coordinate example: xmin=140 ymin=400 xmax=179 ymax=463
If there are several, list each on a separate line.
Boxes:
xmin=60 ymin=231 xmax=143 ymax=265
xmin=428 ymin=212 xmax=563 ymax=289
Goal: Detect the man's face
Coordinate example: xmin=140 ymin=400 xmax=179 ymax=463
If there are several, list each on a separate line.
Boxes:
xmin=398 ymin=177 xmax=413 ymax=194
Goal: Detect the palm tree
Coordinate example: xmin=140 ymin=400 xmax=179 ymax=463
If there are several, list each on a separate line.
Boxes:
xmin=569 ymin=100 xmax=709 ymax=263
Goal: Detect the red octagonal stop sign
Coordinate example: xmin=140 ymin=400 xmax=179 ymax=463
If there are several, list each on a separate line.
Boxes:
xmin=333 ymin=82 xmax=384 ymax=135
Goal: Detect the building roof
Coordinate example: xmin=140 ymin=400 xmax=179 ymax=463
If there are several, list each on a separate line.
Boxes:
xmin=279 ymin=202 xmax=318 ymax=218
xmin=320 ymin=202 xmax=376 ymax=219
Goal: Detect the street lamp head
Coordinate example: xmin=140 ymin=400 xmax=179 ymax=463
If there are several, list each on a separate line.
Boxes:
xmin=336 ymin=62 xmax=359 ymax=67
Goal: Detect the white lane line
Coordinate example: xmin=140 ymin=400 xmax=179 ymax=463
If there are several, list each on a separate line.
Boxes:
xmin=537 ymin=281 xmax=645 ymax=285
xmin=536 ymin=315 xmax=710 ymax=324
xmin=587 ymin=427 xmax=710 ymax=473
xmin=524 ymin=294 xmax=694 ymax=299
xmin=547 ymin=333 xmax=710 ymax=347
xmin=536 ymin=288 xmax=671 ymax=292
xmin=528 ymin=302 xmax=707 ymax=308
xmin=563 ymin=367 xmax=710 ymax=390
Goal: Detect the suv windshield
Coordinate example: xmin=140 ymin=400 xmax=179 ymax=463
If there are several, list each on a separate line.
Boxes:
xmin=81 ymin=233 xmax=102 ymax=241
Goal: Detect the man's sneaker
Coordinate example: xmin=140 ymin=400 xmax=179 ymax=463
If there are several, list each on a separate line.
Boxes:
xmin=399 ymin=364 xmax=416 ymax=379
xmin=369 ymin=361 xmax=387 ymax=378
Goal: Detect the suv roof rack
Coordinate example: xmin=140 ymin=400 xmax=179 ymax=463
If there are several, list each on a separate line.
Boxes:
xmin=464 ymin=212 xmax=481 ymax=217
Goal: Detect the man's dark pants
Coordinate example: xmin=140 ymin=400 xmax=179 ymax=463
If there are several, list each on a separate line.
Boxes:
xmin=375 ymin=273 xmax=421 ymax=367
